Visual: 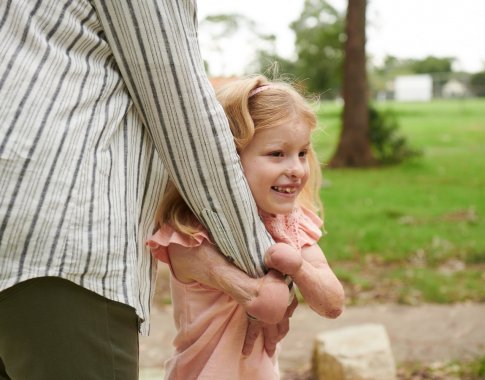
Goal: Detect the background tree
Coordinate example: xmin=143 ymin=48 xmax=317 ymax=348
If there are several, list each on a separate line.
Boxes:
xmin=373 ymin=55 xmax=454 ymax=76
xmin=329 ymin=0 xmax=375 ymax=167
xmin=200 ymin=14 xmax=277 ymax=76
xmin=287 ymin=0 xmax=345 ymax=96
xmin=201 ymin=4 xmax=415 ymax=168
xmin=411 ymin=56 xmax=454 ymax=74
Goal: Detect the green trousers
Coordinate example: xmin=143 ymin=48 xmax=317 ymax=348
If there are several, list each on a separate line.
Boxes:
xmin=0 ymin=277 xmax=139 ymax=380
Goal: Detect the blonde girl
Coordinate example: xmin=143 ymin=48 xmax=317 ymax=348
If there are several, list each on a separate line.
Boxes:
xmin=147 ymin=75 xmax=344 ymax=380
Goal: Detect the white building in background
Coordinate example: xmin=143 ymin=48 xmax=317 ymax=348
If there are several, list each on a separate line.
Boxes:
xmin=394 ymin=74 xmax=433 ymax=102
xmin=442 ymin=79 xmax=468 ymax=98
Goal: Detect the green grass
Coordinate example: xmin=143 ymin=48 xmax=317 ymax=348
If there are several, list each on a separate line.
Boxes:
xmin=312 ymin=98 xmax=485 ymax=304
xmin=398 ymin=354 xmax=485 ymax=379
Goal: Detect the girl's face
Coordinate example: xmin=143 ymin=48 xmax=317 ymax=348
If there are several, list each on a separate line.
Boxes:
xmin=240 ymin=119 xmax=311 ymax=215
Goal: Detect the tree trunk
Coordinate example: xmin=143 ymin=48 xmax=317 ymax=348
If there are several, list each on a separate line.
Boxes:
xmin=329 ymin=0 xmax=376 ymax=168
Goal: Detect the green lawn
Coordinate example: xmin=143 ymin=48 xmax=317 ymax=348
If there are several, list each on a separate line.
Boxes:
xmin=311 ymin=98 xmax=485 ymax=304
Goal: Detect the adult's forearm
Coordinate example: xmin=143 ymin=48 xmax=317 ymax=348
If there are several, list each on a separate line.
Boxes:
xmin=178 ymin=242 xmax=289 ymax=324
xmin=93 ymin=0 xmax=273 ymax=277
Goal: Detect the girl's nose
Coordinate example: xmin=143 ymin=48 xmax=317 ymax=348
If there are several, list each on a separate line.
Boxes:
xmin=285 ymin=160 xmax=305 ymax=178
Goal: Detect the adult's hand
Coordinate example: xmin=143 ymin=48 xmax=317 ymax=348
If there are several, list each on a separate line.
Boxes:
xmin=242 ymin=296 xmax=298 ymax=356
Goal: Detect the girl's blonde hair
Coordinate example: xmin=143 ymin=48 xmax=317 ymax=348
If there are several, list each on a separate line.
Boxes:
xmin=156 ymin=75 xmax=323 ymax=237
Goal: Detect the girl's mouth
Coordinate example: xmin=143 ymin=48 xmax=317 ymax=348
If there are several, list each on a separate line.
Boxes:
xmin=271 ymin=186 xmax=296 ymax=194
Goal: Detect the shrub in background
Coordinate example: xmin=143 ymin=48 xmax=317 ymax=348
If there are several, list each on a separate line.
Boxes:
xmin=368 ymin=105 xmax=421 ymax=164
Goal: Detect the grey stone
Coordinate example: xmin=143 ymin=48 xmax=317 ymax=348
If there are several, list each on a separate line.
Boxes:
xmin=312 ymin=323 xmax=396 ymax=380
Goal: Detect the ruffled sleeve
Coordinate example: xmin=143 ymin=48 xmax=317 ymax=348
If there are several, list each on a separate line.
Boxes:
xmin=260 ymin=207 xmax=323 ymax=250
xmin=297 ymin=207 xmax=324 ymax=247
xmin=146 ymin=224 xmax=210 ymax=264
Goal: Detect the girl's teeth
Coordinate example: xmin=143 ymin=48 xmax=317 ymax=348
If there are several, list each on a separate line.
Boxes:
xmin=272 ymin=186 xmax=295 ymax=193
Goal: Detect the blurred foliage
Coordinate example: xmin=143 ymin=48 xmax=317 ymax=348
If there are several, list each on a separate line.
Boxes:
xmin=373 ymin=55 xmax=454 ymax=79
xmin=288 ymin=0 xmax=345 ymax=96
xmin=251 ymin=0 xmax=346 ymax=98
xmin=368 ymin=105 xmax=422 ymax=164
xmin=252 ymin=4 xmax=459 ymax=100
xmin=397 ymin=355 xmax=485 ymax=380
xmin=200 ymin=13 xmax=278 ymax=76
xmin=201 ymin=6 xmax=467 ymax=102
xmin=470 ymin=70 xmax=485 ymax=97
xmin=411 ymin=56 xmax=454 ymax=74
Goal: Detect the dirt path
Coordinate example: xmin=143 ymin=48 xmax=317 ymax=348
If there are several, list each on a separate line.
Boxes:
xmin=140 ymin=302 xmax=485 ymax=375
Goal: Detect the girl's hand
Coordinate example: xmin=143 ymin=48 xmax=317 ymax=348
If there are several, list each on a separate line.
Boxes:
xmin=264 ymin=242 xmax=302 ymax=276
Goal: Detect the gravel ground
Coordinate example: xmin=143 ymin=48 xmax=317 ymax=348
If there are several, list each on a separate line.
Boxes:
xmin=140 ymin=301 xmax=485 ymax=379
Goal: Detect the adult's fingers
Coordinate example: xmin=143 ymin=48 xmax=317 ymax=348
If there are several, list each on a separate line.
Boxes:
xmin=286 ymin=296 xmax=298 ymax=318
xmin=242 ymin=296 xmax=298 ymax=356
xmin=265 ymin=297 xmax=300 ymax=356
xmin=276 ymin=316 xmax=290 ymax=341
xmin=242 ymin=317 xmax=262 ymax=356
xmin=276 ymin=296 xmax=299 ymax=342
xmin=262 ymin=323 xmax=279 ymax=357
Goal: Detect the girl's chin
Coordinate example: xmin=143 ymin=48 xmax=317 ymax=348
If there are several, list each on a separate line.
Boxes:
xmin=260 ymin=204 xmax=295 ymax=216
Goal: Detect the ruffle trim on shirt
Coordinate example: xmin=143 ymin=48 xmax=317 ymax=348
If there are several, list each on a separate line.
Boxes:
xmin=147 ymin=207 xmax=323 ymax=263
xmin=146 ymin=224 xmax=209 ymax=264
xmin=259 ymin=207 xmax=323 ymax=249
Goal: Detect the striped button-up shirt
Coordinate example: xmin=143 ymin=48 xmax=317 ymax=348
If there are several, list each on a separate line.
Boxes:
xmin=0 ymin=0 xmax=273 ymax=334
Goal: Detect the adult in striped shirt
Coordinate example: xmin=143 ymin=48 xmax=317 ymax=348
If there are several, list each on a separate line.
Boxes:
xmin=0 ymin=1 xmax=291 ymax=379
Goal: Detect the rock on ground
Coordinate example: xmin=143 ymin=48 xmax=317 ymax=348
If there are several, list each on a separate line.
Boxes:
xmin=140 ymin=302 xmax=485 ymax=377
xmin=312 ymin=323 xmax=396 ymax=380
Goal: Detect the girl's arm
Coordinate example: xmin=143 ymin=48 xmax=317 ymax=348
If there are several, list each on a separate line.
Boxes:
xmin=265 ymin=243 xmax=345 ymax=318
xmin=167 ymin=241 xmax=290 ymax=325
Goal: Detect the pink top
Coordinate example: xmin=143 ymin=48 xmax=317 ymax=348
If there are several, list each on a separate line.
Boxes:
xmin=147 ymin=207 xmax=322 ymax=380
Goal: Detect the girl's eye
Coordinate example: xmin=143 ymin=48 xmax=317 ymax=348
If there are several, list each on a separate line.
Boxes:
xmin=299 ymin=150 xmax=308 ymax=157
xmin=269 ymin=151 xmax=283 ymax=157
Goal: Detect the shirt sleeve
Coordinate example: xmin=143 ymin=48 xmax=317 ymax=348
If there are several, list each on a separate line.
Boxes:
xmin=297 ymin=207 xmax=324 ymax=248
xmin=92 ymin=0 xmax=272 ymax=277
xmin=147 ymin=224 xmax=210 ymax=265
